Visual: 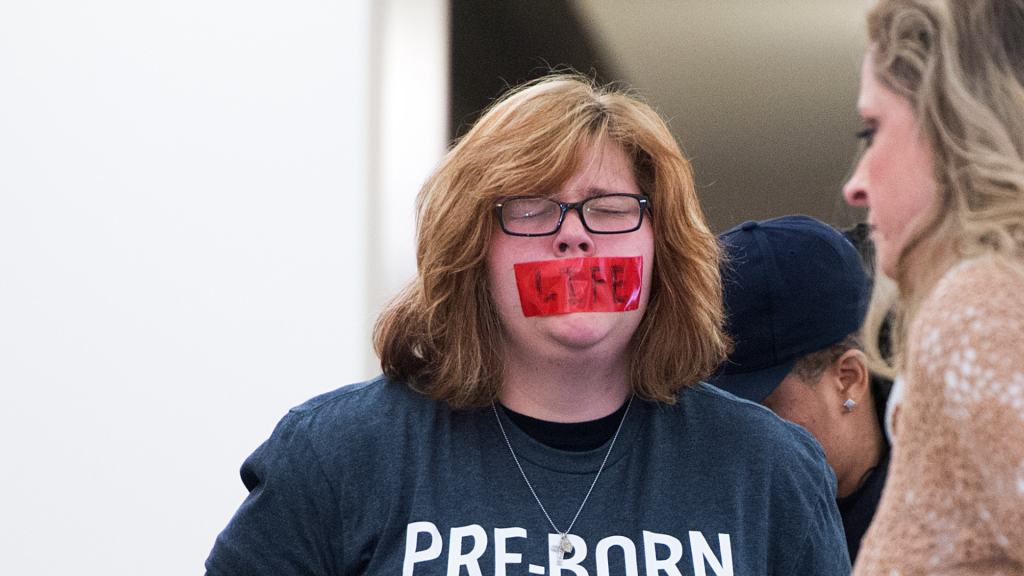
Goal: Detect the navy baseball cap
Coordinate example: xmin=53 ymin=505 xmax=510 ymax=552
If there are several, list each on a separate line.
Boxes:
xmin=707 ymin=215 xmax=871 ymax=403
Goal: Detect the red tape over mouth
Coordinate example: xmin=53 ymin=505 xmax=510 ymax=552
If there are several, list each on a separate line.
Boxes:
xmin=513 ymin=256 xmax=643 ymax=317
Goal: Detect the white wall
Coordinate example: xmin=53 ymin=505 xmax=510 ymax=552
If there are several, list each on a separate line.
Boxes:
xmin=372 ymin=0 xmax=450 ymax=315
xmin=0 ymin=0 xmax=447 ymax=573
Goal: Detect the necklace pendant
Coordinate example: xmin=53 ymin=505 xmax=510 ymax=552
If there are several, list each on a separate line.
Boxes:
xmin=560 ymin=533 xmax=573 ymax=554
xmin=552 ymin=533 xmax=573 ymax=565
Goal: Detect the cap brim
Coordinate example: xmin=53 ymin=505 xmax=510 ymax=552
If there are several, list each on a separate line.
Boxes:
xmin=705 ymin=358 xmax=798 ymax=404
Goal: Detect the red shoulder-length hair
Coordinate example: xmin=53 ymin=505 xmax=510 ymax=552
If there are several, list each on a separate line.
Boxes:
xmin=374 ymin=75 xmax=730 ymax=408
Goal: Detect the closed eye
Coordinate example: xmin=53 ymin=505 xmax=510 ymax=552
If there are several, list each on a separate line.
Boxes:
xmin=855 ymin=124 xmax=876 ymax=147
xmin=587 ymin=206 xmax=631 ymax=216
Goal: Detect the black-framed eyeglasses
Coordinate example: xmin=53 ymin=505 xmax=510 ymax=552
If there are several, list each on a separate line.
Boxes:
xmin=495 ymin=194 xmax=649 ymax=237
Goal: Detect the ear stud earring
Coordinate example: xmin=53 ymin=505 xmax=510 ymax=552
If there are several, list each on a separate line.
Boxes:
xmin=843 ymin=399 xmax=856 ymax=411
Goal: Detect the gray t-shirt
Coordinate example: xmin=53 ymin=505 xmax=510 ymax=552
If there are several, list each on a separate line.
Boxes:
xmin=206 ymin=377 xmax=850 ymax=575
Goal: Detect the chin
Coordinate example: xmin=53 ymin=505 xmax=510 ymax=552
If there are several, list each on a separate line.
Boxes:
xmin=544 ymin=312 xmax=636 ymax=350
xmin=872 ymin=236 xmax=898 ymax=280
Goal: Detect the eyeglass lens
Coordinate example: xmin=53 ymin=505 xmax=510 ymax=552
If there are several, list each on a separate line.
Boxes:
xmin=500 ymin=195 xmax=643 ymax=235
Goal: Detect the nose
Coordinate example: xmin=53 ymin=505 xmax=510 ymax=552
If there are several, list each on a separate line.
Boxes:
xmin=843 ymin=162 xmax=869 ymax=208
xmin=552 ymin=208 xmax=592 ymax=255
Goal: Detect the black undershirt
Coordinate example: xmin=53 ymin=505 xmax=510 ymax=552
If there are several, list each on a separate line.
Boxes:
xmin=498 ymin=400 xmax=630 ymax=452
xmin=835 ymin=443 xmax=891 ymax=562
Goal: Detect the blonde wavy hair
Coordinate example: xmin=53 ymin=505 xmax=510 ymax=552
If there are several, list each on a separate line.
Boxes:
xmin=373 ymin=75 xmax=730 ymax=408
xmin=860 ymin=0 xmax=1024 ymax=375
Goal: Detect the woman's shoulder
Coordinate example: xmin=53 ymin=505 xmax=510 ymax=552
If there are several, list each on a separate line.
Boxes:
xmin=274 ymin=376 xmax=446 ymax=446
xmin=908 ymin=255 xmax=1024 ymax=394
xmin=914 ymin=255 xmax=1024 ymax=347
xmin=289 ymin=374 xmax=417 ymax=413
xmin=677 ymin=383 xmax=830 ymax=467
xmin=683 ymin=382 xmax=801 ymax=426
xmin=672 ymin=384 xmax=840 ymax=507
xmin=924 ymin=255 xmax=1024 ymax=315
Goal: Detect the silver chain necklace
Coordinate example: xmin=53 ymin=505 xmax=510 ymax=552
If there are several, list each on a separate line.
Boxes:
xmin=491 ymin=396 xmax=634 ymax=564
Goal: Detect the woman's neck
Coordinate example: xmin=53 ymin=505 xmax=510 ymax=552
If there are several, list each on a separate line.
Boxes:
xmin=899 ymin=234 xmax=957 ymax=300
xmin=498 ymin=347 xmax=631 ymax=422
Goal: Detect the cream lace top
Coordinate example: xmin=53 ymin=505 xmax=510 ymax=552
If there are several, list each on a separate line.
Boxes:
xmin=853 ymin=256 xmax=1024 ymax=575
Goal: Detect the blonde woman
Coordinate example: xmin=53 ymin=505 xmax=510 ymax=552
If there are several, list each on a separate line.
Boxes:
xmin=843 ymin=0 xmax=1024 ymax=571
xmin=205 ymin=76 xmax=850 ymax=575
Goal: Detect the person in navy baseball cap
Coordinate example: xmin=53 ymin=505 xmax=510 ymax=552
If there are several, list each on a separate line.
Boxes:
xmin=708 ymin=215 xmax=887 ymax=562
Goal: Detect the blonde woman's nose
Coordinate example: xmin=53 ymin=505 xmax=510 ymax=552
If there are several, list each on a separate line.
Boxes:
xmin=843 ymin=168 xmax=869 ymax=208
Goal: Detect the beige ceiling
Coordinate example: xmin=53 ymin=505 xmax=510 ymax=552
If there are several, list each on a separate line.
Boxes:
xmin=573 ymin=0 xmax=871 ymax=233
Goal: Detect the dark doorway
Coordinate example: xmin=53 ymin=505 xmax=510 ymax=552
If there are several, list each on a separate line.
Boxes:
xmin=449 ymin=0 xmax=620 ymax=142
